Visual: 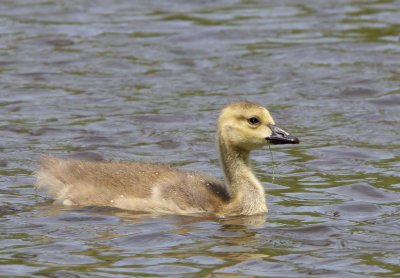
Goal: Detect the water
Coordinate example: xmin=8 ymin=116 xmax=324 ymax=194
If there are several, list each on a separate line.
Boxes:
xmin=1 ymin=0 xmax=399 ymax=276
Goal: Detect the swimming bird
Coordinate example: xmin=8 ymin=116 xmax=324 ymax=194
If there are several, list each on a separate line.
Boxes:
xmin=36 ymin=101 xmax=299 ymax=216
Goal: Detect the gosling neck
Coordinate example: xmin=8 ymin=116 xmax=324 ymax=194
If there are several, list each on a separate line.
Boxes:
xmin=218 ymin=135 xmax=267 ymax=214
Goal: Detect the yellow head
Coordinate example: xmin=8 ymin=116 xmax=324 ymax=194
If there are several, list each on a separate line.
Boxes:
xmin=218 ymin=101 xmax=299 ymax=151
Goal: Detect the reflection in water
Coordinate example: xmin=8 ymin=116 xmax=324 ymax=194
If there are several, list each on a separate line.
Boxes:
xmin=220 ymin=215 xmax=267 ymax=227
xmin=0 ymin=0 xmax=399 ymax=276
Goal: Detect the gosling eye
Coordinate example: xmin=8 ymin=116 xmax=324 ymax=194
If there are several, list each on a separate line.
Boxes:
xmin=247 ymin=117 xmax=260 ymax=126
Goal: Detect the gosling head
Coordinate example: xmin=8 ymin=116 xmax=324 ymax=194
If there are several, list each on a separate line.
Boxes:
xmin=218 ymin=101 xmax=300 ymax=151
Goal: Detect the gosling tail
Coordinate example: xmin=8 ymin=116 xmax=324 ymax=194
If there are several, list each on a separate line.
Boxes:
xmin=35 ymin=156 xmax=71 ymax=202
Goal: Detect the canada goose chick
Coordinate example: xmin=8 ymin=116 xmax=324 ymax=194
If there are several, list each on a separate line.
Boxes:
xmin=36 ymin=101 xmax=299 ymax=216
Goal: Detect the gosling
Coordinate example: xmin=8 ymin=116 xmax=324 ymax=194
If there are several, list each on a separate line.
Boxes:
xmin=36 ymin=101 xmax=299 ymax=216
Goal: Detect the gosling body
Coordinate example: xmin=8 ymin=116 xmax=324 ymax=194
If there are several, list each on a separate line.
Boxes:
xmin=36 ymin=101 xmax=299 ymax=216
